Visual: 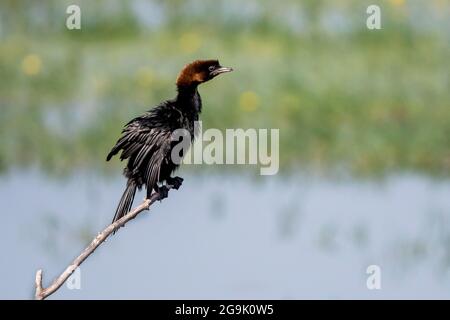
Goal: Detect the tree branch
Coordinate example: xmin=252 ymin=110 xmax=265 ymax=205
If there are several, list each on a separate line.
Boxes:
xmin=34 ymin=187 xmax=171 ymax=300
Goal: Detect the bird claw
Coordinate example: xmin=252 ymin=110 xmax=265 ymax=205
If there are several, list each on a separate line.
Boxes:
xmin=167 ymin=176 xmax=183 ymax=190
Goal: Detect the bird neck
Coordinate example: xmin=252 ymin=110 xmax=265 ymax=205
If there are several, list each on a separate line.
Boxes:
xmin=176 ymin=83 xmax=198 ymax=98
xmin=176 ymin=84 xmax=201 ymax=113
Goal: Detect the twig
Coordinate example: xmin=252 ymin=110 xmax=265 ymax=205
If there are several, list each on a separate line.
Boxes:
xmin=34 ymin=187 xmax=170 ymax=300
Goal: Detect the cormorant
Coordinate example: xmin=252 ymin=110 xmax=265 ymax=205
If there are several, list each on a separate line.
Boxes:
xmin=107 ymin=60 xmax=233 ymax=223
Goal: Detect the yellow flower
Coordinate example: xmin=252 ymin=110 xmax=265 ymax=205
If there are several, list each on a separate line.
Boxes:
xmin=21 ymin=54 xmax=42 ymax=76
xmin=239 ymin=91 xmax=260 ymax=112
xmin=136 ymin=67 xmax=154 ymax=88
xmin=434 ymin=0 xmax=446 ymax=10
xmin=179 ymin=33 xmax=201 ymax=54
xmin=93 ymin=76 xmax=108 ymax=94
xmin=390 ymin=0 xmax=405 ymax=7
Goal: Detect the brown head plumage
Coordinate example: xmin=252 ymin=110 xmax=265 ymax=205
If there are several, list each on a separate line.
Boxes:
xmin=176 ymin=59 xmax=233 ymax=87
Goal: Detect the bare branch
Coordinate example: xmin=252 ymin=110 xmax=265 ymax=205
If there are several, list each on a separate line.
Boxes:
xmin=34 ymin=187 xmax=170 ymax=300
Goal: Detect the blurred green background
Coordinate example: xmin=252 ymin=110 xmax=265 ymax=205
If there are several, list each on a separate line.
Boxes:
xmin=1 ymin=0 xmax=450 ymax=300
xmin=1 ymin=0 xmax=449 ymax=177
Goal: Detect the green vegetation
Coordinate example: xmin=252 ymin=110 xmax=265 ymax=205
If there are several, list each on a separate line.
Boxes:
xmin=0 ymin=0 xmax=449 ymax=177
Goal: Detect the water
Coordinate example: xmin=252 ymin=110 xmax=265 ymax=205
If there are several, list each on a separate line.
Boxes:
xmin=1 ymin=170 xmax=449 ymax=299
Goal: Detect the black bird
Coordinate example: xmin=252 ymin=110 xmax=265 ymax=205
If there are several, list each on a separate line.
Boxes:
xmin=107 ymin=60 xmax=233 ymax=223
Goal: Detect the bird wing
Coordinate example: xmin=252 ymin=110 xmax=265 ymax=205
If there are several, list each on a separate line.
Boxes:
xmin=107 ymin=118 xmax=173 ymax=187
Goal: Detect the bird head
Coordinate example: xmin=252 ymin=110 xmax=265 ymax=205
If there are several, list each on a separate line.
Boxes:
xmin=176 ymin=59 xmax=233 ymax=87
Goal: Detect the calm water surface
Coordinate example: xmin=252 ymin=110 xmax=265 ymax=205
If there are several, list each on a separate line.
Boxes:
xmin=1 ymin=170 xmax=449 ymax=299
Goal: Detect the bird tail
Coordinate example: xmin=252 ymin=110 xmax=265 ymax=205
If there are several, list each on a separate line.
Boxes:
xmin=112 ymin=179 xmax=137 ymax=224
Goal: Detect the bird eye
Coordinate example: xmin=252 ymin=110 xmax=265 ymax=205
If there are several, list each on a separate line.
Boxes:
xmin=208 ymin=66 xmax=215 ymax=72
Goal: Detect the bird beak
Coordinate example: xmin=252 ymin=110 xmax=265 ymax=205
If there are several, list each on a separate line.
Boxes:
xmin=211 ymin=66 xmax=233 ymax=76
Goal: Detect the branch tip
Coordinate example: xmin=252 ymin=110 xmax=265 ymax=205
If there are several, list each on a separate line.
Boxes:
xmin=32 ymin=188 xmax=173 ymax=300
xmin=35 ymin=269 xmax=44 ymax=300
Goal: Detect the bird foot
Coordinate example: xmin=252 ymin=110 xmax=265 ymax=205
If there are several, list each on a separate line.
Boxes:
xmin=156 ymin=186 xmax=169 ymax=201
xmin=167 ymin=176 xmax=184 ymax=190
